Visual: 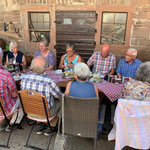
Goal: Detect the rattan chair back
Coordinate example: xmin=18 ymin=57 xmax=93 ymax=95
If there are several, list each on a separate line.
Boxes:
xmin=18 ymin=90 xmax=50 ymax=119
xmin=62 ymin=95 xmax=99 ymax=139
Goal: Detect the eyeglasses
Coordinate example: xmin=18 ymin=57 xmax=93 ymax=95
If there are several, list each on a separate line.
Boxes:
xmin=66 ymin=50 xmax=73 ymax=53
xmin=125 ymin=54 xmax=133 ymax=57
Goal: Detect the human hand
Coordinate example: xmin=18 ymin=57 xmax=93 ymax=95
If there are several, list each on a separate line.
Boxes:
xmin=67 ymin=63 xmax=74 ymax=68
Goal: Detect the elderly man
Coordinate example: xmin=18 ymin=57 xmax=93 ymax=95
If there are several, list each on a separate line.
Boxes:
xmin=87 ymin=44 xmax=116 ymax=75
xmin=0 ymin=68 xmax=19 ymax=131
xmin=116 ymin=48 xmax=142 ymax=79
xmin=21 ymin=56 xmax=61 ymax=136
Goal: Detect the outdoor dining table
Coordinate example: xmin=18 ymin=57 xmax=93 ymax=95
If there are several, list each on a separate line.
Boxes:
xmin=46 ymin=70 xmax=124 ymax=102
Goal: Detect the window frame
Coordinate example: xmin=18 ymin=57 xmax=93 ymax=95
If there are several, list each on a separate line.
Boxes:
xmin=28 ymin=11 xmax=50 ymax=42
xmin=100 ymin=11 xmax=128 ymax=45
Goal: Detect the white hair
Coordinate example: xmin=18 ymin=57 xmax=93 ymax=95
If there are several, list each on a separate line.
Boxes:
xmin=31 ymin=56 xmax=47 ymax=74
xmin=136 ymin=61 xmax=150 ymax=83
xmin=127 ymin=48 xmax=137 ymax=56
xmin=40 ymin=38 xmax=49 ymax=47
xmin=74 ymin=62 xmax=90 ymax=81
xmin=9 ymin=41 xmax=18 ymax=52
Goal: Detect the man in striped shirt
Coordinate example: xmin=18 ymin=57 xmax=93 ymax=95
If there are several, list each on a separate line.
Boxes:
xmin=87 ymin=44 xmax=116 ymax=75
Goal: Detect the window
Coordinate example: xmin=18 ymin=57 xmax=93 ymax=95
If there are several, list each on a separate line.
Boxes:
xmin=28 ymin=12 xmax=50 ymax=42
xmin=100 ymin=12 xmax=127 ymax=45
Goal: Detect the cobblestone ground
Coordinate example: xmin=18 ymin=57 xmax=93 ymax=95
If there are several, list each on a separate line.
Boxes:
xmin=0 ymin=120 xmax=136 ymax=150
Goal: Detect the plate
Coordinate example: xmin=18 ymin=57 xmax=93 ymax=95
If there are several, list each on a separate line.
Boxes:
xmin=100 ymin=75 xmax=105 ymax=78
xmin=56 ymin=69 xmax=63 ymax=74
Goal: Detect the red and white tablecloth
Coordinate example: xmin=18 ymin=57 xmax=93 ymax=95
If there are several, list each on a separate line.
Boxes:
xmin=46 ymin=71 xmax=124 ymax=102
xmin=96 ymin=81 xmax=124 ymax=102
xmin=46 ymin=70 xmax=70 ymax=82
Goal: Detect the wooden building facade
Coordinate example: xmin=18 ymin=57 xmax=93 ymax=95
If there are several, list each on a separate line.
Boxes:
xmin=0 ymin=0 xmax=150 ymax=65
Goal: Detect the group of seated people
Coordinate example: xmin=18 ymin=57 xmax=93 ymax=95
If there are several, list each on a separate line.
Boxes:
xmin=0 ymin=39 xmax=150 ymax=136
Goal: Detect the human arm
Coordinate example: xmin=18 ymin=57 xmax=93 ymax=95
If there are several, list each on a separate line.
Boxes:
xmin=109 ymin=68 xmax=115 ymax=75
xmin=46 ymin=51 xmax=55 ymax=70
xmin=109 ymin=55 xmax=116 ymax=75
xmin=65 ymin=81 xmax=72 ymax=95
xmin=46 ymin=65 xmax=54 ymax=70
xmin=93 ymin=83 xmax=99 ymax=97
xmin=7 ymin=73 xmax=18 ymax=98
xmin=77 ymin=55 xmax=82 ymax=62
xmin=0 ymin=56 xmax=2 ymax=65
xmin=21 ymin=55 xmax=27 ymax=67
xmin=11 ymin=90 xmax=18 ymax=98
xmin=59 ymin=55 xmax=65 ymax=69
xmin=87 ymin=53 xmax=95 ymax=68
xmin=116 ymin=59 xmax=122 ymax=77
xmin=6 ymin=55 xmax=10 ymax=65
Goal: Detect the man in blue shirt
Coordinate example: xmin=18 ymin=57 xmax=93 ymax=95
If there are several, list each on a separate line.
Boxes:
xmin=116 ymin=48 xmax=142 ymax=78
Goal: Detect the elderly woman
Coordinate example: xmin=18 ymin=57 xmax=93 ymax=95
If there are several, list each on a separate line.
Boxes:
xmin=65 ymin=62 xmax=98 ymax=97
xmin=59 ymin=42 xmax=82 ymax=71
xmin=121 ymin=61 xmax=150 ymax=101
xmin=6 ymin=41 xmax=26 ymax=71
xmin=34 ymin=39 xmax=55 ymax=70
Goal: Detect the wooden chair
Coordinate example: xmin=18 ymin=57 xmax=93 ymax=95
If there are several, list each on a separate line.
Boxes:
xmin=59 ymin=94 xmax=99 ymax=150
xmin=18 ymin=89 xmax=58 ymax=150
xmin=0 ymin=98 xmax=18 ymax=148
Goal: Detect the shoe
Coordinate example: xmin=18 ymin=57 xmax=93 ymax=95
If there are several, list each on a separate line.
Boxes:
xmin=36 ymin=125 xmax=47 ymax=135
xmin=5 ymin=125 xmax=12 ymax=132
xmin=44 ymin=127 xmax=57 ymax=136
xmin=0 ymin=124 xmax=5 ymax=131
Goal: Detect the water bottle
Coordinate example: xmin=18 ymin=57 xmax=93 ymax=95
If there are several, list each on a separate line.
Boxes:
xmin=15 ymin=64 xmax=20 ymax=74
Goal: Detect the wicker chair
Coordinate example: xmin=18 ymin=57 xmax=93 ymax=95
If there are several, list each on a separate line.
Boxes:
xmin=60 ymin=94 xmax=99 ymax=150
xmin=0 ymin=98 xmax=18 ymax=148
xmin=18 ymin=89 xmax=59 ymax=150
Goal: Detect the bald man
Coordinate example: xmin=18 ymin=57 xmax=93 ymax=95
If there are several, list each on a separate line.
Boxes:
xmin=87 ymin=44 xmax=116 ymax=75
xmin=21 ymin=56 xmax=61 ymax=136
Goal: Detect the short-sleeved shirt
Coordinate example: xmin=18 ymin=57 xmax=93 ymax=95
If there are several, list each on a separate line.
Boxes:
xmin=7 ymin=51 xmax=24 ymax=64
xmin=69 ymin=80 xmax=96 ymax=98
xmin=87 ymin=51 xmax=116 ymax=75
xmin=21 ymin=73 xmax=61 ymax=108
xmin=64 ymin=54 xmax=79 ymax=71
xmin=116 ymin=58 xmax=142 ymax=79
xmin=0 ymin=69 xmax=18 ymax=114
xmin=121 ymin=80 xmax=150 ymax=101
xmin=34 ymin=50 xmax=55 ymax=67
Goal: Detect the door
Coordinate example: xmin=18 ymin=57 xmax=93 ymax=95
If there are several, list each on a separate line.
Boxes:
xmin=55 ymin=11 xmax=97 ymax=67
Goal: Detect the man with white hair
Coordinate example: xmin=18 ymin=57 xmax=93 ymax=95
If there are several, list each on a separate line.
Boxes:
xmin=21 ymin=56 xmax=61 ymax=136
xmin=116 ymin=48 xmax=142 ymax=78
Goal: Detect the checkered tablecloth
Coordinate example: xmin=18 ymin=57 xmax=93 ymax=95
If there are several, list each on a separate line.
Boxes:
xmin=96 ymin=80 xmax=124 ymax=102
xmin=46 ymin=70 xmax=70 ymax=82
xmin=46 ymin=71 xmax=124 ymax=102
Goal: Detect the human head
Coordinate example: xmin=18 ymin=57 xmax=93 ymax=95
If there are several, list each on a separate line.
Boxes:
xmin=39 ymin=39 xmax=49 ymax=52
xmin=31 ymin=56 xmax=47 ymax=74
xmin=101 ymin=44 xmax=111 ymax=58
xmin=74 ymin=62 xmax=90 ymax=81
xmin=9 ymin=41 xmax=18 ymax=53
xmin=66 ymin=41 xmax=75 ymax=57
xmin=125 ymin=48 xmax=137 ymax=63
xmin=136 ymin=61 xmax=150 ymax=84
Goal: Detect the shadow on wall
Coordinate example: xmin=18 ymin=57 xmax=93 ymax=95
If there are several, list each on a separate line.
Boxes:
xmin=137 ymin=48 xmax=150 ymax=62
xmin=0 ymin=38 xmax=6 ymax=50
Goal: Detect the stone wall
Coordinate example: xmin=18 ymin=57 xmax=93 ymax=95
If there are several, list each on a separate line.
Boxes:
xmin=0 ymin=0 xmax=150 ymax=62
